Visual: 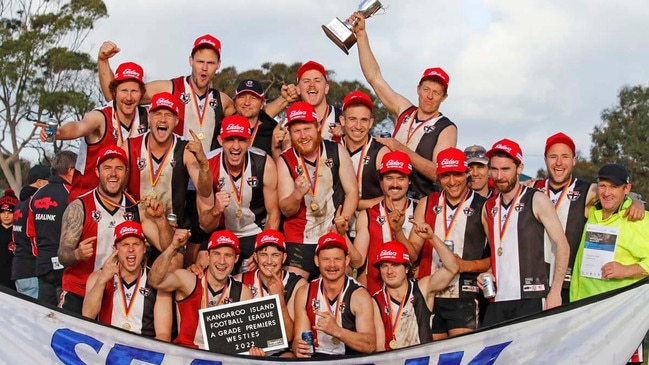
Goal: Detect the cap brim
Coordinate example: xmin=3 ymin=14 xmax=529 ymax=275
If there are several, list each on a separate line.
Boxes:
xmin=235 ymin=90 xmax=264 ymax=99
xmin=466 ymin=157 xmax=488 ymax=165
xmin=597 ymin=175 xmax=627 ymax=186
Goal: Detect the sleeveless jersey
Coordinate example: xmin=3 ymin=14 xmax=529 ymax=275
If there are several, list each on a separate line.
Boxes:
xmin=373 ymin=280 xmax=433 ymax=350
xmin=171 ymin=76 xmax=225 ymax=153
xmin=242 ymin=269 xmax=302 ymax=302
xmin=206 ymin=147 xmax=268 ymax=237
xmin=97 ymin=267 xmax=157 ymax=338
xmin=127 ymin=133 xmax=190 ymax=228
xmin=533 ymin=178 xmax=590 ymax=288
xmin=393 ymin=106 xmax=455 ymax=199
xmin=305 ymin=276 xmax=363 ymax=356
xmin=61 ymin=189 xmax=140 ymax=297
xmin=71 ymin=103 xmax=148 ymax=202
xmin=364 ymin=199 xmax=416 ymax=294
xmin=175 ymin=275 xmax=243 ymax=349
xmin=418 ymin=190 xmax=488 ymax=299
xmin=318 ymin=104 xmax=342 ymax=142
xmin=280 ymin=141 xmax=343 ymax=244
xmin=485 ymin=187 xmax=548 ymax=301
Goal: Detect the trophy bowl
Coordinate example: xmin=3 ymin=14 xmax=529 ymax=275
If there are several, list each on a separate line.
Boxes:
xmin=322 ymin=0 xmax=385 ymax=55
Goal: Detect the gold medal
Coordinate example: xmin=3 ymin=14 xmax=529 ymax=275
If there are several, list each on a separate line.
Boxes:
xmin=197 ymin=131 xmax=205 ymax=140
xmin=122 ymin=322 xmax=131 ymax=330
xmin=310 ymin=201 xmax=319 ymax=211
xmin=148 ymin=189 xmax=157 ymax=199
xmin=331 ymin=337 xmax=340 ymax=345
xmin=389 ymin=339 xmax=398 ymax=349
xmin=497 ymin=247 xmax=503 ymax=256
xmin=236 ymin=209 xmax=243 ymax=218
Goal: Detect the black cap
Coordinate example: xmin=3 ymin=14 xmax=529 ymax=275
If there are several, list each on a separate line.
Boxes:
xmin=28 ymin=164 xmax=51 ymax=184
xmin=235 ymin=79 xmax=264 ymax=99
xmin=597 ymin=163 xmax=630 ymax=186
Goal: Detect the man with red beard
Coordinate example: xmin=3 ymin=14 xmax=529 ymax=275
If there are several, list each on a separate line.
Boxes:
xmin=533 ymin=132 xmax=644 ymax=303
xmin=199 ymin=115 xmax=279 ymax=272
xmin=82 ymin=221 xmax=172 ymax=341
xmin=277 ymin=102 xmax=358 ymax=279
xmin=477 ymin=139 xmax=570 ymax=326
xmin=58 ymin=146 xmax=171 ymax=314
xmin=348 ymin=150 xmax=416 ymax=294
xmin=279 ymin=61 xmax=343 ymax=142
xmin=124 ymin=92 xmax=214 ymax=234
xmin=36 ymin=61 xmax=148 ymax=201
xmin=350 ymin=15 xmax=457 ymax=200
xmin=405 ymin=147 xmax=490 ymax=340
xmin=149 ymin=229 xmax=253 ymax=349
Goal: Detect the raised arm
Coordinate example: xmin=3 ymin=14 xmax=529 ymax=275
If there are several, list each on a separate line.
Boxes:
xmin=35 ymin=110 xmax=105 ymax=144
xmin=140 ymin=197 xmax=174 ymax=252
xmin=419 ymin=234 xmax=459 ymax=296
xmin=97 ymin=41 xmax=120 ymax=101
xmin=82 ymin=250 xmax=118 ymax=319
xmin=148 ymin=229 xmax=193 ymax=296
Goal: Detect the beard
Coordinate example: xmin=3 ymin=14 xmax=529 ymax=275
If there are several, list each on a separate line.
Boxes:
xmin=495 ymin=175 xmax=517 ymax=194
xmin=294 ymin=132 xmax=322 ymax=157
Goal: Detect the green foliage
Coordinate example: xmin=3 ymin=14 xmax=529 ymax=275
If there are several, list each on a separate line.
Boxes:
xmin=591 ymin=85 xmax=649 ymax=198
xmin=211 ymin=61 xmax=392 ymax=133
xmin=0 ymin=0 xmax=106 ymax=190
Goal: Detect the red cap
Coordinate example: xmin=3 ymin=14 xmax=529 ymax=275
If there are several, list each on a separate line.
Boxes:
xmin=316 ymin=232 xmax=348 ymax=254
xmin=436 ymin=147 xmax=468 ymax=175
xmin=114 ymin=221 xmax=145 ymax=243
xmin=96 ymin=144 xmax=128 ymax=167
xmin=0 ymin=189 xmax=17 ymax=212
xmin=220 ymin=115 xmax=251 ymax=139
xmin=207 ymin=230 xmax=240 ymax=254
xmin=285 ymin=101 xmax=318 ymax=126
xmin=419 ymin=67 xmax=450 ymax=89
xmin=486 ymin=138 xmax=523 ymax=164
xmin=114 ymin=62 xmax=144 ymax=85
xmin=297 ymin=60 xmax=327 ymax=81
xmin=380 ymin=150 xmax=412 ymax=175
xmin=192 ymin=34 xmax=221 ymax=57
xmin=545 ymin=132 xmax=575 ymax=156
xmin=374 ymin=241 xmax=410 ymax=267
xmin=342 ymin=90 xmax=373 ymax=112
xmin=254 ymin=229 xmax=286 ymax=251
xmin=150 ymin=92 xmax=180 ymax=115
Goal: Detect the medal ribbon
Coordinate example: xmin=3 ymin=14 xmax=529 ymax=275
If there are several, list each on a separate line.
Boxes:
xmin=320 ymin=278 xmax=345 ymax=324
xmin=117 ymin=269 xmax=143 ymax=319
xmin=404 ymin=110 xmax=439 ymax=146
xmin=317 ymin=105 xmax=331 ymax=133
xmin=202 ymin=275 xmax=230 ymax=308
xmin=96 ymin=189 xmax=139 ymax=210
xmin=188 ymin=80 xmax=209 ymax=134
xmin=146 ymin=135 xmax=175 ymax=191
xmin=353 ymin=140 xmax=370 ymax=193
xmin=545 ymin=179 xmax=571 ymax=211
xmin=498 ymin=185 xmax=524 ymax=241
xmin=256 ymin=270 xmax=284 ymax=297
xmin=381 ymin=200 xmax=409 ymax=240
xmin=382 ymin=282 xmax=411 ymax=344
xmin=297 ymin=145 xmax=321 ymax=197
xmin=442 ymin=189 xmax=471 ymax=240
xmin=223 ymin=153 xmax=246 ymax=207
xmin=112 ymin=106 xmax=136 ymax=145
xmin=250 ymin=121 xmax=260 ymax=146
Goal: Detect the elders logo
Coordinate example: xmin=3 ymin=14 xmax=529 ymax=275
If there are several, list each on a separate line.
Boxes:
xmin=289 ymin=109 xmax=307 ymax=120
xmin=441 ymin=158 xmax=460 ymax=167
xmin=385 ymin=159 xmax=404 ymax=169
xmin=155 ymin=98 xmax=176 ymax=109
xmin=495 ymin=144 xmax=512 ymax=154
xmin=260 ymin=234 xmax=280 ymax=244
xmin=198 ymin=39 xmax=216 ymax=48
xmin=216 ymin=236 xmax=235 ymax=245
xmin=102 ymin=149 xmax=122 ymax=158
xmin=121 ymin=68 xmax=141 ymax=79
xmin=119 ymin=226 xmax=140 ymax=236
xmin=225 ymin=123 xmax=246 ymax=133
xmin=379 ymin=249 xmax=398 ymax=259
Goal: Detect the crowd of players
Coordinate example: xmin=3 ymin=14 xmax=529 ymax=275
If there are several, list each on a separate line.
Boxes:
xmin=0 ymin=12 xmax=648 ymax=358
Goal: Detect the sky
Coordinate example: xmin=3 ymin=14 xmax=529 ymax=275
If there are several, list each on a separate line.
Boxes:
xmin=83 ymin=0 xmax=649 ymax=176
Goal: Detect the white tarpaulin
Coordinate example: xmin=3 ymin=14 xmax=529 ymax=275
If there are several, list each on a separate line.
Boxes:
xmin=0 ymin=279 xmax=647 ymax=365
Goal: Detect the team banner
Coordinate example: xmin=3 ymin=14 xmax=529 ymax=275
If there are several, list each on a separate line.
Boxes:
xmin=0 ymin=280 xmax=647 ymax=365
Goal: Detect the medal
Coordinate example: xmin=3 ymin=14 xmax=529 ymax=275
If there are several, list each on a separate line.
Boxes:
xmin=310 ymin=201 xmax=320 ymax=211
xmin=122 ymin=322 xmax=131 ymax=330
xmin=236 ymin=209 xmax=243 ymax=218
xmin=331 ymin=337 xmax=340 ymax=345
xmin=148 ymin=189 xmax=157 ymax=199
xmin=197 ymin=131 xmax=205 ymax=140
xmin=497 ymin=247 xmax=503 ymax=256
xmin=389 ymin=339 xmax=398 ymax=349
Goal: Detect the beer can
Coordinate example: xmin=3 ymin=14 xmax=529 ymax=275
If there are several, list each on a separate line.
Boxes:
xmin=45 ymin=118 xmax=58 ymax=142
xmin=301 ymin=331 xmax=315 ymax=355
xmin=166 ymin=213 xmax=177 ymax=225
xmin=482 ymin=273 xmax=496 ymax=299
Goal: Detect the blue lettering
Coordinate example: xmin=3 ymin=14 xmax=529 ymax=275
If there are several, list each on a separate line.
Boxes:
xmin=51 ymin=328 xmax=103 ymax=365
xmin=189 ymin=360 xmax=223 ymax=365
xmin=106 ymin=343 xmax=164 ymax=365
xmin=437 ymin=341 xmax=512 ymax=365
xmin=405 ymin=356 xmax=430 ymax=365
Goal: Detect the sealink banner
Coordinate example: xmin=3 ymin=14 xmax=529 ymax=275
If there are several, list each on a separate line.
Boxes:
xmin=0 ymin=280 xmax=647 ymax=365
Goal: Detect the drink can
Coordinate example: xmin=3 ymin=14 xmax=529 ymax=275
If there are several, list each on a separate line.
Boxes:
xmin=166 ymin=213 xmax=177 ymax=225
xmin=482 ymin=273 xmax=496 ymax=299
xmin=240 ymin=258 xmax=249 ymax=274
xmin=379 ymin=131 xmax=392 ymax=138
xmin=301 ymin=331 xmax=315 ymax=355
xmin=45 ymin=118 xmax=58 ymax=142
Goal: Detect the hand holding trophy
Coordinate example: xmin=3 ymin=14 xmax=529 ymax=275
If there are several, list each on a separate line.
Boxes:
xmin=322 ymin=0 xmax=386 ymax=54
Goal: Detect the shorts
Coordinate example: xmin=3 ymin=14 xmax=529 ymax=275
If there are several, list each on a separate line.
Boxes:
xmin=286 ymin=243 xmax=317 ymax=279
xmin=59 ymin=290 xmax=84 ymax=315
xmin=482 ymin=298 xmax=543 ymax=327
xmin=432 ymin=297 xmax=477 ymax=333
xmin=235 ymin=235 xmax=256 ymax=274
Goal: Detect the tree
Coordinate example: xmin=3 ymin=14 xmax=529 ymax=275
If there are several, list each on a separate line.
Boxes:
xmin=0 ymin=0 xmax=107 ymax=191
xmin=212 ymin=61 xmax=392 ymax=134
xmin=591 ymin=85 xmax=649 ymax=198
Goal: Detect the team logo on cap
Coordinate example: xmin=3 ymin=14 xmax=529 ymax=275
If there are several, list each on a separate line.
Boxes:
xmin=216 ymin=235 xmax=236 ymax=245
xmin=119 ymin=68 xmax=141 ymax=79
xmin=179 ymin=93 xmax=190 ymax=104
xmin=198 ymin=38 xmax=217 ymax=48
xmin=494 ymin=143 xmax=511 ymax=153
xmin=441 ymin=158 xmax=460 ymax=169
xmin=259 ymin=234 xmax=280 ymax=244
xmin=245 ymin=80 xmax=254 ymax=87
xmin=154 ymin=97 xmax=176 ymax=109
xmin=224 ymin=123 xmax=246 ymax=134
xmin=289 ymin=109 xmax=307 ymax=120
xmin=379 ymin=249 xmax=399 ymax=260
xmin=384 ymin=159 xmax=404 ymax=170
xmin=425 ymin=70 xmax=444 ymax=79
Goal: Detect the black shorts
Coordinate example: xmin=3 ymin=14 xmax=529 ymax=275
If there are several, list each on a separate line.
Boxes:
xmin=286 ymin=243 xmax=317 ymax=279
xmin=482 ymin=298 xmax=543 ymax=327
xmin=59 ymin=290 xmax=84 ymax=315
xmin=432 ymin=297 xmax=477 ymax=333
xmin=235 ymin=235 xmax=257 ymax=274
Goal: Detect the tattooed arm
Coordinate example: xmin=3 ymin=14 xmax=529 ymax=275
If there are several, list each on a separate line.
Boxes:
xmin=58 ymin=200 xmax=87 ymax=267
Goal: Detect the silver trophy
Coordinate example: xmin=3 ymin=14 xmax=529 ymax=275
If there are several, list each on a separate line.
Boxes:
xmin=322 ymin=0 xmax=385 ymax=55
